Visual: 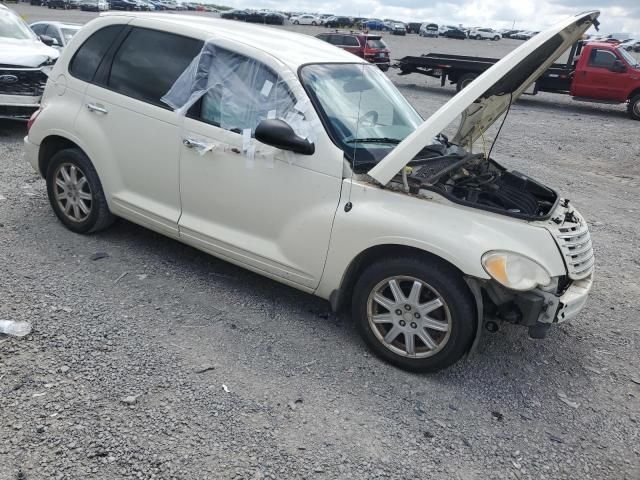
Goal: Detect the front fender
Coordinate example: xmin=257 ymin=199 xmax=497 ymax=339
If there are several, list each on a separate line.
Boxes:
xmin=315 ymin=179 xmax=565 ymax=300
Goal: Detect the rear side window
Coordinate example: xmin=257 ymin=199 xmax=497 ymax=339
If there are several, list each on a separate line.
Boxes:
xmin=342 ymin=36 xmax=359 ymax=47
xmin=108 ymin=28 xmax=203 ymax=107
xmin=69 ymin=25 xmax=125 ymax=82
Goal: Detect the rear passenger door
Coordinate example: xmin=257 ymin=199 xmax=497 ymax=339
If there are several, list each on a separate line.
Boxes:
xmin=73 ymin=24 xmax=202 ymax=237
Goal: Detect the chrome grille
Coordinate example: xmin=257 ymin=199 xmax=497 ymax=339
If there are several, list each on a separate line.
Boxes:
xmin=555 ymin=222 xmax=594 ymax=280
xmin=0 ymin=68 xmax=47 ymax=96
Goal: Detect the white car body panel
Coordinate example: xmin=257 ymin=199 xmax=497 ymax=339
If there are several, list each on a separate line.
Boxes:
xmin=368 ymin=11 xmax=599 ymax=185
xmin=24 ymin=11 xmax=593 ymax=331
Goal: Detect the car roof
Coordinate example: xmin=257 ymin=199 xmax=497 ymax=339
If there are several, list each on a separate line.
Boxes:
xmin=31 ymin=21 xmax=82 ymax=26
xmin=100 ymin=13 xmax=361 ymax=69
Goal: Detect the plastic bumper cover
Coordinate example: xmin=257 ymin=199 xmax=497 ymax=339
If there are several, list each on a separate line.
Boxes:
xmin=23 ymin=136 xmax=40 ymax=174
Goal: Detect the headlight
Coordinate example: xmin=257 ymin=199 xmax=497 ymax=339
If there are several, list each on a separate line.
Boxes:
xmin=482 ymin=251 xmax=551 ymax=291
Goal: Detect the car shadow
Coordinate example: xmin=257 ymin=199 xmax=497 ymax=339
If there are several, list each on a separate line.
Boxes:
xmin=0 ymin=119 xmax=28 ymax=139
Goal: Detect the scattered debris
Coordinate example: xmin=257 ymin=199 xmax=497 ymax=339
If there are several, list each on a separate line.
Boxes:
xmin=491 ymin=411 xmax=504 ymax=421
xmin=136 ymin=274 xmax=148 ymax=280
xmin=194 ymin=364 xmax=217 ymax=374
xmin=222 ymin=384 xmax=230 ymax=393
xmin=89 ymin=252 xmax=109 ymax=261
xmin=631 ymin=376 xmax=640 ymax=385
xmin=288 ymin=398 xmax=304 ymax=410
xmin=32 ymin=392 xmax=47 ymax=398
xmin=584 ymin=366 xmax=601 ymax=375
xmin=114 ymin=272 xmax=129 ymax=283
xmin=0 ymin=319 xmax=32 ymax=337
xmin=557 ymin=391 xmax=580 ymax=409
xmin=549 ymin=434 xmax=565 ymax=444
xmin=59 ymin=366 xmax=70 ymax=374
xmin=423 ymin=431 xmax=434 ymax=439
xmin=120 ymin=395 xmax=140 ymax=405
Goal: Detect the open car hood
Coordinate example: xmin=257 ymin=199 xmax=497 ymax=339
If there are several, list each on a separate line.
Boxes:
xmin=368 ymin=11 xmax=600 ymax=185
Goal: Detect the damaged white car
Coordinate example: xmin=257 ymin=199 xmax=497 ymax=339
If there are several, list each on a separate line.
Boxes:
xmin=0 ymin=4 xmax=58 ymax=120
xmin=24 ymin=11 xmax=598 ymax=371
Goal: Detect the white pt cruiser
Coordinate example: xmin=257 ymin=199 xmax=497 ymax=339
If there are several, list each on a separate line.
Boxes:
xmin=24 ymin=11 xmax=598 ymax=371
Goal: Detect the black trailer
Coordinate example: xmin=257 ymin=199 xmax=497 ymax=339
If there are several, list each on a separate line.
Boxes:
xmin=395 ymin=41 xmax=583 ymax=93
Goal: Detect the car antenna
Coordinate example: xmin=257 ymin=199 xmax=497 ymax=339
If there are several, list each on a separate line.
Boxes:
xmin=487 ymin=92 xmax=513 ymax=159
xmin=345 ymin=64 xmax=367 ymax=213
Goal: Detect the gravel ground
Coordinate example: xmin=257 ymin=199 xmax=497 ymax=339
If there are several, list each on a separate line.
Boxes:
xmin=1 ymin=5 xmax=639 ymax=480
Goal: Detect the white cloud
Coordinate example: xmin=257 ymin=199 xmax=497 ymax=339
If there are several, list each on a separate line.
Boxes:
xmin=220 ymin=0 xmax=639 ymax=35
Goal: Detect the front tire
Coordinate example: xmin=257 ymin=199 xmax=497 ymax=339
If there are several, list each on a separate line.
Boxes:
xmin=46 ymin=149 xmax=115 ymax=234
xmin=628 ymin=94 xmax=640 ymax=120
xmin=352 ymin=257 xmax=475 ymax=372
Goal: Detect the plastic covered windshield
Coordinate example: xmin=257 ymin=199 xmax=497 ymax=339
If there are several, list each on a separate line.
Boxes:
xmin=0 ymin=9 xmax=36 ymax=40
xmin=299 ymin=63 xmax=422 ymax=170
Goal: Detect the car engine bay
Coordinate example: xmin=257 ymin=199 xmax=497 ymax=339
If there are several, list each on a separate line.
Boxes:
xmin=390 ymin=139 xmax=559 ymax=220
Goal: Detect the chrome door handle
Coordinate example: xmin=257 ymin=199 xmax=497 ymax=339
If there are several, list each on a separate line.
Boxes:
xmin=182 ymin=137 xmax=210 ymax=150
xmin=86 ymin=103 xmax=108 ymax=114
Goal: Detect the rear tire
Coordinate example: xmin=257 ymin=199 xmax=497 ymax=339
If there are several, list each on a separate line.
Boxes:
xmin=493 ymin=36 xmax=500 ymax=41
xmin=46 ymin=149 xmax=115 ymax=234
xmin=351 ymin=256 xmax=475 ymax=372
xmin=456 ymin=73 xmax=478 ymax=92
xmin=628 ymin=94 xmax=640 ymax=120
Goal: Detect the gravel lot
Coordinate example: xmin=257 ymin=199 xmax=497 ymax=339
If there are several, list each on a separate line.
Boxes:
xmin=1 ymin=5 xmax=639 ymax=480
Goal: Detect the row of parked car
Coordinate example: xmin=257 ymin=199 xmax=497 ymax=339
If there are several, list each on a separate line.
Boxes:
xmin=29 ymin=0 xmax=218 ymax=11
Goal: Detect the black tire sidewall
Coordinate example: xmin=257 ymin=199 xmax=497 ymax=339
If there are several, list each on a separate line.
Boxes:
xmin=46 ymin=149 xmax=107 ymax=234
xmin=352 ymin=257 xmax=475 ymax=373
xmin=629 ymin=95 xmax=640 ymax=120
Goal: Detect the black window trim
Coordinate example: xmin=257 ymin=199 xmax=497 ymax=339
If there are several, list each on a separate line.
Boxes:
xmin=68 ymin=23 xmax=130 ymax=84
xmin=91 ymin=26 xmax=204 ymax=110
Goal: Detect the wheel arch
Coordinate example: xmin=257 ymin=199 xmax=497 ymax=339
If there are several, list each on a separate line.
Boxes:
xmin=628 ymin=88 xmax=640 ymax=102
xmin=329 ymin=243 xmax=471 ymax=314
xmin=38 ymin=135 xmax=84 ymax=178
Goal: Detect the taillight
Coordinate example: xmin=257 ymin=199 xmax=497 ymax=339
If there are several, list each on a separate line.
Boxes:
xmin=27 ymin=108 xmax=42 ymax=133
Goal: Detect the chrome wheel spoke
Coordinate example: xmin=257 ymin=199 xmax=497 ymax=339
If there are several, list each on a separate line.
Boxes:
xmin=371 ymin=313 xmax=393 ymax=324
xmin=417 ymin=329 xmax=437 ymax=349
xmin=78 ymin=191 xmax=92 ymax=201
xmin=63 ymin=201 xmax=72 ymax=214
xmin=77 ymin=177 xmax=88 ymax=190
xmin=422 ymin=316 xmax=449 ymax=332
xmin=69 ymin=165 xmax=78 ymax=184
xmin=77 ymin=200 xmax=90 ymax=215
xmin=388 ymin=279 xmax=405 ymax=303
xmin=373 ymin=292 xmax=395 ymax=311
xmin=384 ymin=325 xmax=402 ymax=344
xmin=407 ymin=280 xmax=422 ymax=304
xmin=55 ymin=178 xmax=67 ymax=190
xmin=60 ymin=166 xmax=71 ymax=183
xmin=405 ymin=333 xmax=416 ymax=355
xmin=72 ymin=204 xmax=81 ymax=219
xmin=418 ymin=298 xmax=443 ymax=316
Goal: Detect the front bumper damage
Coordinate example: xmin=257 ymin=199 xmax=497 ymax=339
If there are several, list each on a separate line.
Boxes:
xmin=466 ymin=273 xmax=594 ymax=346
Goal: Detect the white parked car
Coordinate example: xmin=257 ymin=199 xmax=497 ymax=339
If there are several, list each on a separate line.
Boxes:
xmin=30 ymin=21 xmax=82 ymax=49
xmin=24 ymin=10 xmax=599 ymax=372
xmin=290 ymin=14 xmax=320 ymax=26
xmin=469 ymin=27 xmax=501 ymax=40
xmin=0 ymin=5 xmax=58 ymax=120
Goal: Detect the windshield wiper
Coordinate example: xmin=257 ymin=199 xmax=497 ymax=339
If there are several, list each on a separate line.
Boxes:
xmin=345 ymin=137 xmax=402 ymax=144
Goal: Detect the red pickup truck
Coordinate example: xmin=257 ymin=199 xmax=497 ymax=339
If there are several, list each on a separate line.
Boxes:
xmin=397 ymin=41 xmax=640 ymax=119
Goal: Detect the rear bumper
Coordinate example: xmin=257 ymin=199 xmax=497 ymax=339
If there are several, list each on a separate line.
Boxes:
xmin=23 ymin=136 xmax=40 ymax=175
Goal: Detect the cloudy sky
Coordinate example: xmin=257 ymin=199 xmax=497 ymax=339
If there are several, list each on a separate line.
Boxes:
xmin=222 ymin=0 xmax=639 ymax=35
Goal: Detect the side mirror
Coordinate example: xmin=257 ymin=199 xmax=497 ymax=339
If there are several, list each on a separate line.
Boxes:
xmin=255 ymin=119 xmax=315 ymax=156
xmin=40 ymin=35 xmax=55 ymax=47
xmin=611 ymin=59 xmax=627 ymax=73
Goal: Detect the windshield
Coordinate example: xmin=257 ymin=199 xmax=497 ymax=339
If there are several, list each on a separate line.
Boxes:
xmin=300 ymin=63 xmax=423 ymax=169
xmin=61 ymin=26 xmax=80 ymax=43
xmin=0 ymin=9 xmax=36 ymax=40
xmin=618 ymin=47 xmax=639 ymax=68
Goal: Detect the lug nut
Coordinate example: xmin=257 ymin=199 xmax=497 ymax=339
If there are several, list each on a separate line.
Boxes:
xmin=404 ymin=304 xmax=411 ymax=311
xmin=410 ymin=322 xmax=417 ymax=328
xmin=414 ymin=312 xmax=420 ymax=319
xmin=399 ymin=320 xmax=406 ymax=326
xmin=395 ymin=309 xmax=403 ymax=315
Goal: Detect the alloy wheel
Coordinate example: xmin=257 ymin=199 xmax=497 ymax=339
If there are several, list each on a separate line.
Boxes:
xmin=367 ymin=276 xmax=452 ymax=358
xmin=53 ymin=162 xmax=93 ymax=222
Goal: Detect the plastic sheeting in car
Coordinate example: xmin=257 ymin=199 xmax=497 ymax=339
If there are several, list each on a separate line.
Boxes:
xmin=162 ymin=42 xmax=308 ymax=140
